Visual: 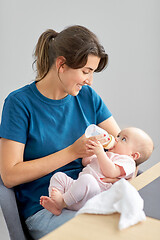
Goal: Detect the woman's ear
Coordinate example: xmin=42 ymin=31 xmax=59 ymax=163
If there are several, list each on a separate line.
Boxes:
xmin=56 ymin=56 xmax=66 ymax=73
xmin=132 ymin=152 xmax=140 ymax=160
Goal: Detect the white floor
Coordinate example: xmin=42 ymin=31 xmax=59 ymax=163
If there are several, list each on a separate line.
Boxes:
xmin=0 ymin=206 xmax=10 ymax=240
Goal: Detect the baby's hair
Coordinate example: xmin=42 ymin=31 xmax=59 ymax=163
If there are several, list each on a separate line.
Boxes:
xmin=136 ymin=140 xmax=154 ymax=166
xmin=33 ymin=25 xmax=108 ymax=81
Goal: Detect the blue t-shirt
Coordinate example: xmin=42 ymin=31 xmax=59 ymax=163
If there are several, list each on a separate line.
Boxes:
xmin=0 ymin=82 xmax=112 ymax=220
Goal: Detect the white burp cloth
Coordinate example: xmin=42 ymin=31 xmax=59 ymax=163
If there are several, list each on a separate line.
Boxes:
xmin=77 ymin=178 xmax=146 ymax=230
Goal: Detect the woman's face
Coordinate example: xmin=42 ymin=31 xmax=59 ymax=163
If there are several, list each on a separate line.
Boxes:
xmin=59 ymin=55 xmax=100 ymax=96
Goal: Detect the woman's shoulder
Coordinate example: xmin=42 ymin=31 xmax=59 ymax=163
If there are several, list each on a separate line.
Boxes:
xmin=6 ymin=83 xmax=32 ymax=100
xmin=3 ymin=83 xmax=35 ymax=113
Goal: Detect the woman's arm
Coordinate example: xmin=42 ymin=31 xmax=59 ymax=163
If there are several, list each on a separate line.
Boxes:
xmin=0 ymin=134 xmax=92 ymax=188
xmin=98 ymin=116 xmax=121 ymax=138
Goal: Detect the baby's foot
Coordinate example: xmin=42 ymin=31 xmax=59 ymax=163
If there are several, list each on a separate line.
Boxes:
xmin=40 ymin=196 xmax=61 ymax=216
xmin=51 ymin=188 xmax=67 ymax=210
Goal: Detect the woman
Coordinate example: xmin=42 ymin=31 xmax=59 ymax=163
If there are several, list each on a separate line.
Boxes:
xmin=0 ymin=25 xmax=120 ymax=239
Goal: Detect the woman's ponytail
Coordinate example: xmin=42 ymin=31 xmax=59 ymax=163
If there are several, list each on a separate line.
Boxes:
xmin=33 ymin=25 xmax=108 ymax=81
xmin=33 ymin=29 xmax=58 ymax=81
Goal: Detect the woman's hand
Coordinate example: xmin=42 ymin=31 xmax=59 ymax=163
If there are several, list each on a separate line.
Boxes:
xmin=71 ymin=133 xmax=107 ymax=159
xmin=70 ymin=134 xmax=89 ymax=159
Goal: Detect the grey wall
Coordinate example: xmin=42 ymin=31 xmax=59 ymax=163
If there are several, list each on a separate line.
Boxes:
xmin=0 ymin=0 xmax=160 ymax=172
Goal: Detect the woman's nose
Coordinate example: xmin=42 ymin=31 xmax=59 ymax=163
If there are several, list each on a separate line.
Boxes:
xmin=84 ymin=75 xmax=93 ymax=86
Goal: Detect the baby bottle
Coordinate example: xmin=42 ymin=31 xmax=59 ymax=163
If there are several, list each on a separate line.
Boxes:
xmin=85 ymin=124 xmax=115 ymax=149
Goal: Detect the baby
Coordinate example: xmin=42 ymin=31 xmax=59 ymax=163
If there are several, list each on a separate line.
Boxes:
xmin=40 ymin=127 xmax=153 ymax=215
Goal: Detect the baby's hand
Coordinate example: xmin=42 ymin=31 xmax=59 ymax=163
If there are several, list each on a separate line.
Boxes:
xmin=86 ymin=139 xmax=104 ymax=155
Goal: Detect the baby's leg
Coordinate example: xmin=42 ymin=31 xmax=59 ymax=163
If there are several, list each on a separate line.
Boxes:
xmin=40 ymin=172 xmax=74 ymax=215
xmin=49 ymin=172 xmax=74 ymax=197
xmin=63 ymin=174 xmax=101 ymax=211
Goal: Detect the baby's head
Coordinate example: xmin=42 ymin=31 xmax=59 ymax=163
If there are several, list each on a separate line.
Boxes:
xmin=110 ymin=127 xmax=154 ymax=166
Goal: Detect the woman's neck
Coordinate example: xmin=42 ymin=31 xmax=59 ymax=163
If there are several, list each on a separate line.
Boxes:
xmin=36 ymin=69 xmax=68 ymax=100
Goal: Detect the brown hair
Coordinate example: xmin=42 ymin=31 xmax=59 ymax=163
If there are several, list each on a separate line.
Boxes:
xmin=33 ymin=25 xmax=108 ymax=81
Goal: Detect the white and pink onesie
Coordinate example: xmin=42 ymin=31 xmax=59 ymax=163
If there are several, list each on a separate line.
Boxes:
xmin=49 ymin=152 xmax=136 ymax=211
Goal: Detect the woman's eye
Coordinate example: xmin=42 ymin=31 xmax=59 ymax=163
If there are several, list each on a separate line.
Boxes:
xmin=83 ymin=71 xmax=89 ymax=74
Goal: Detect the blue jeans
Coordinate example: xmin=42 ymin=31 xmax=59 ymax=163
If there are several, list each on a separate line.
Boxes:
xmin=25 ymin=209 xmax=77 ymax=239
